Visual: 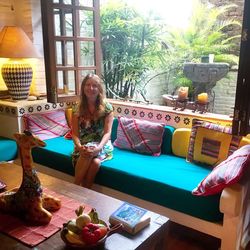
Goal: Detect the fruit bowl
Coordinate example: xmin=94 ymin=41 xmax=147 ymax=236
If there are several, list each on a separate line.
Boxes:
xmin=61 ymin=221 xmax=122 ymax=249
xmin=60 ymin=206 xmax=122 ymax=249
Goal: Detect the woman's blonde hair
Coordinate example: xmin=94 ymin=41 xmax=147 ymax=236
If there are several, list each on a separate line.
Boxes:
xmin=78 ymin=74 xmax=106 ymax=120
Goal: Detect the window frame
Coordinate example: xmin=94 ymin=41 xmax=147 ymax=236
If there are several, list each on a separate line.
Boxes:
xmin=41 ymin=0 xmax=101 ymax=103
xmin=232 ymin=0 xmax=250 ymax=136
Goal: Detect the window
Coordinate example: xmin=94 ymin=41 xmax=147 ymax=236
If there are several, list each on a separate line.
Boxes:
xmin=41 ymin=0 xmax=101 ymax=103
xmin=40 ymin=0 xmax=250 ymax=135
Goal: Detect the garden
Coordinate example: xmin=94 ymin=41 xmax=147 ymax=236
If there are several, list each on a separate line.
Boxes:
xmin=99 ymin=0 xmax=242 ymax=115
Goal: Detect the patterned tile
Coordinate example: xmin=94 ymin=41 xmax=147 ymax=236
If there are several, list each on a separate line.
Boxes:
xmin=0 ymin=100 xmax=72 ymax=117
xmin=110 ymin=101 xmax=232 ymax=129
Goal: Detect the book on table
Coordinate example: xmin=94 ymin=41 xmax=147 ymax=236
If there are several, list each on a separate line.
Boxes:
xmin=109 ymin=202 xmax=151 ymax=235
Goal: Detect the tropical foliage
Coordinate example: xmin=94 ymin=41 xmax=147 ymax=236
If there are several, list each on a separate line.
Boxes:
xmin=100 ymin=1 xmax=166 ymax=100
xmin=100 ymin=0 xmax=241 ymax=101
xmin=160 ymin=0 xmax=241 ymax=96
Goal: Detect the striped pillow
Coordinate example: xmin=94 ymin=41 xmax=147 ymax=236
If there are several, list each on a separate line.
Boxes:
xmin=113 ymin=116 xmax=164 ymax=156
xmin=192 ymin=144 xmax=250 ymax=196
xmin=23 ymin=110 xmax=70 ymax=140
xmin=187 ymin=119 xmax=241 ymax=166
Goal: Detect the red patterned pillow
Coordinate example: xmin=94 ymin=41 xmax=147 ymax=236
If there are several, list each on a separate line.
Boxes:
xmin=113 ymin=116 xmax=165 ymax=156
xmin=192 ymin=144 xmax=250 ymax=196
xmin=23 ymin=110 xmax=70 ymax=140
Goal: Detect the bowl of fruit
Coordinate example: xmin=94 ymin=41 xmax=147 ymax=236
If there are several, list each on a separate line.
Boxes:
xmin=61 ymin=205 xmax=122 ymax=248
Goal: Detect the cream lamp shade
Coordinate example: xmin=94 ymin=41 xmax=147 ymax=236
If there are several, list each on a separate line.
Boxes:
xmin=0 ymin=26 xmax=40 ymax=100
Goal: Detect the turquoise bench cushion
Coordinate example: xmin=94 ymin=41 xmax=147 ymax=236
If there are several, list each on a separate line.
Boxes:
xmin=32 ymin=137 xmax=74 ymax=176
xmin=96 ymin=147 xmax=222 ymax=222
xmin=0 ymin=137 xmax=17 ymax=162
xmin=32 ymin=129 xmax=222 ymax=222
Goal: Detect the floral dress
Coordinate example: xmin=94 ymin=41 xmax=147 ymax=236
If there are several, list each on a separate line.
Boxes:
xmin=72 ymin=101 xmax=113 ymax=167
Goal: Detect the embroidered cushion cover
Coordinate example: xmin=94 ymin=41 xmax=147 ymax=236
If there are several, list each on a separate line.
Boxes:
xmin=192 ymin=144 xmax=250 ymax=196
xmin=187 ymin=119 xmax=241 ymax=166
xmin=23 ymin=110 xmax=70 ymax=140
xmin=113 ymin=116 xmax=165 ymax=156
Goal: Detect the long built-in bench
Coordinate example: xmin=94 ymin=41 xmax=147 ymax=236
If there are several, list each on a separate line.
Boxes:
xmin=30 ymin=116 xmax=250 ymax=250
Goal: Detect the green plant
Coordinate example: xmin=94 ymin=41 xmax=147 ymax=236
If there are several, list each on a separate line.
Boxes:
xmin=100 ymin=0 xmax=166 ymax=100
xmin=161 ymin=0 xmax=241 ymax=95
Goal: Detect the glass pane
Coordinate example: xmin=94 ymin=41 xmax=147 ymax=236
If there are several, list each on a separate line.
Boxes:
xmin=65 ymin=11 xmax=73 ymax=36
xmin=63 ymin=0 xmax=72 ymax=4
xmin=57 ymin=71 xmax=64 ymax=90
xmin=78 ymin=0 xmax=93 ymax=7
xmin=56 ymin=41 xmax=62 ymax=65
xmin=79 ymin=10 xmax=94 ymax=37
xmin=67 ymin=71 xmax=76 ymax=93
xmin=80 ymin=70 xmax=95 ymax=81
xmin=53 ymin=0 xmax=59 ymax=3
xmin=66 ymin=41 xmax=74 ymax=66
xmin=79 ymin=41 xmax=95 ymax=66
xmin=54 ymin=9 xmax=61 ymax=36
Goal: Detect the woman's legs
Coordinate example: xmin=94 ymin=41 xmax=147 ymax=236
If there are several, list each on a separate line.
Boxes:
xmin=74 ymin=156 xmax=92 ymax=185
xmin=84 ymin=158 xmax=101 ymax=188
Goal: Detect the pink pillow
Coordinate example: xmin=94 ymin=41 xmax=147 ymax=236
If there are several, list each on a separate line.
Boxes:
xmin=192 ymin=144 xmax=250 ymax=196
xmin=23 ymin=110 xmax=70 ymax=140
xmin=113 ymin=116 xmax=165 ymax=156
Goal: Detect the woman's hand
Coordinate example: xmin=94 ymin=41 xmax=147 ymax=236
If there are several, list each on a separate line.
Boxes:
xmin=79 ymin=145 xmax=100 ymax=158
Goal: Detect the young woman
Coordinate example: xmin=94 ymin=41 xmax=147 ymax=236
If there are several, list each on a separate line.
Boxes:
xmin=71 ymin=74 xmax=113 ymax=188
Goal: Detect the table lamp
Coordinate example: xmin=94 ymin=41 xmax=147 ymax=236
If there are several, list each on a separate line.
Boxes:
xmin=0 ymin=26 xmax=39 ymax=100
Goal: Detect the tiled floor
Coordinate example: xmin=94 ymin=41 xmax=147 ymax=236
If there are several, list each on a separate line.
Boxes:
xmin=166 ymin=222 xmax=220 ymax=250
xmin=166 ymin=221 xmax=250 ymax=250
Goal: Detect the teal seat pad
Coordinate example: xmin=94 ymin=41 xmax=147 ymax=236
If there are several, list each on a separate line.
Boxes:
xmin=31 ymin=136 xmax=222 ymax=222
xmin=0 ymin=137 xmax=17 ymax=162
xmin=96 ymin=147 xmax=223 ymax=222
xmin=32 ymin=137 xmax=74 ymax=176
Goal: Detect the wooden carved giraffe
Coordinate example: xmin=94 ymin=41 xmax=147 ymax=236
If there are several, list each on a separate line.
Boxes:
xmin=0 ymin=130 xmax=61 ymax=225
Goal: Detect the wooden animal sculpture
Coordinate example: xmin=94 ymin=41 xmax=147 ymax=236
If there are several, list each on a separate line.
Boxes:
xmin=0 ymin=130 xmax=61 ymax=225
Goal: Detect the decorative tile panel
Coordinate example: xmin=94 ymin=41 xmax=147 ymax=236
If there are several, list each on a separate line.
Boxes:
xmin=109 ymin=100 xmax=232 ymax=129
xmin=0 ymin=99 xmax=72 ymax=118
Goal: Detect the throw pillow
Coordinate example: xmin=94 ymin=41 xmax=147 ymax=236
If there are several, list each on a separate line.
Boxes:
xmin=192 ymin=144 xmax=250 ymax=196
xmin=187 ymin=119 xmax=241 ymax=166
xmin=172 ymin=128 xmax=191 ymax=158
xmin=23 ymin=110 xmax=70 ymax=140
xmin=113 ymin=116 xmax=165 ymax=156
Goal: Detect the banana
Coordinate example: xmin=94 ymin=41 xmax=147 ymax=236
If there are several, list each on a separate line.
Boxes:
xmin=88 ymin=208 xmax=100 ymax=223
xmin=67 ymin=219 xmax=81 ymax=234
xmin=65 ymin=230 xmax=86 ymax=246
